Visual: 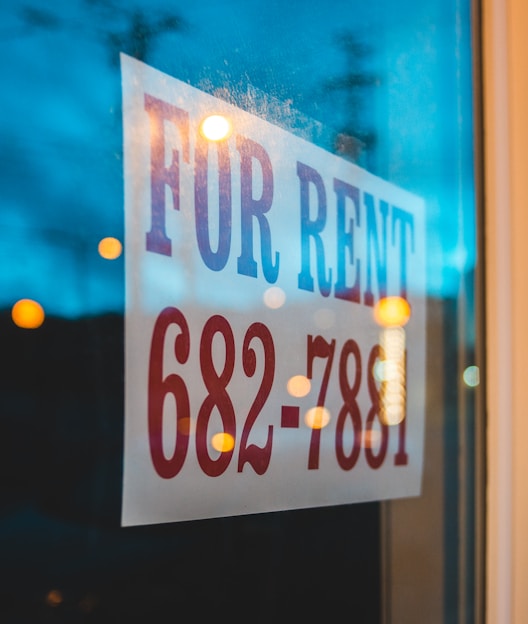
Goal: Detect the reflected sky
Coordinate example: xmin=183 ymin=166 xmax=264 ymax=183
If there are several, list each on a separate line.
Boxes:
xmin=0 ymin=0 xmax=476 ymax=318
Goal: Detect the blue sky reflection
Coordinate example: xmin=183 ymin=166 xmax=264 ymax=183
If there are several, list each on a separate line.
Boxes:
xmin=0 ymin=0 xmax=476 ymax=318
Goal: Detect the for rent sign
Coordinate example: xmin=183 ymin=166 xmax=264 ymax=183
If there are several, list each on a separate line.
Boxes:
xmin=121 ymin=54 xmax=426 ymax=526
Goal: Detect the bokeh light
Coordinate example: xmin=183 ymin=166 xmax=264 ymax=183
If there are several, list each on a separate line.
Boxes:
xmin=211 ymin=432 xmax=235 ymax=452
xmin=373 ymin=360 xmax=387 ymax=382
xmin=177 ymin=417 xmax=194 ymax=436
xmin=304 ymin=406 xmax=330 ymax=429
xmin=287 ymin=375 xmax=311 ymax=397
xmin=363 ymin=429 xmax=382 ymax=448
xmin=463 ymin=365 xmax=480 ymax=387
xmin=379 ymin=326 xmax=407 ymax=425
xmin=98 ymin=236 xmax=122 ymax=260
xmin=45 ymin=590 xmax=63 ymax=607
xmin=263 ymin=286 xmax=286 ymax=309
xmin=383 ymin=400 xmax=406 ymax=425
xmin=200 ymin=114 xmax=232 ymax=141
xmin=11 ymin=299 xmax=45 ymax=329
xmin=373 ymin=296 xmax=411 ymax=327
xmin=381 ymin=326 xmax=405 ymax=360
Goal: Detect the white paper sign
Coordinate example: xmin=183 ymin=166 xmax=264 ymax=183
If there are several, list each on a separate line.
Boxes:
xmin=121 ymin=54 xmax=426 ymax=526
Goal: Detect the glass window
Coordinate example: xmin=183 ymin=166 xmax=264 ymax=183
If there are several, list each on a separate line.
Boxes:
xmin=0 ymin=1 xmax=481 ymax=622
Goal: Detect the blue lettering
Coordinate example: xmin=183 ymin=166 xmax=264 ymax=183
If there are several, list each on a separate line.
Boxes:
xmin=236 ymin=136 xmax=279 ymax=283
xmin=364 ymin=193 xmax=388 ymax=306
xmin=144 ymin=94 xmax=190 ymax=256
xmin=297 ymin=162 xmax=332 ymax=296
xmin=194 ymin=133 xmax=232 ymax=271
xmin=334 ymin=178 xmax=360 ymax=302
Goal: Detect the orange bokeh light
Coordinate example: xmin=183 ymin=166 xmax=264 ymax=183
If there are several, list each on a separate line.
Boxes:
xmin=98 ymin=237 xmax=122 ymax=260
xmin=373 ymin=296 xmax=411 ymax=327
xmin=363 ymin=429 xmax=382 ymax=448
xmin=200 ymin=114 xmax=232 ymax=141
xmin=11 ymin=299 xmax=45 ymax=329
xmin=211 ymin=432 xmax=235 ymax=453
xmin=45 ymin=589 xmax=63 ymax=607
xmin=177 ymin=417 xmax=193 ymax=436
xmin=304 ymin=406 xmax=331 ymax=430
xmin=287 ymin=375 xmax=311 ymax=398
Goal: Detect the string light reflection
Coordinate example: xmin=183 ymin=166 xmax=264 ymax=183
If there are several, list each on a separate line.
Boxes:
xmin=373 ymin=297 xmax=410 ymax=426
xmin=373 ymin=296 xmax=411 ymax=328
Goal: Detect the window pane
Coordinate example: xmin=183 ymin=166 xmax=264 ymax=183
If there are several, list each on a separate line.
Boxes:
xmin=0 ymin=1 xmax=480 ymax=622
